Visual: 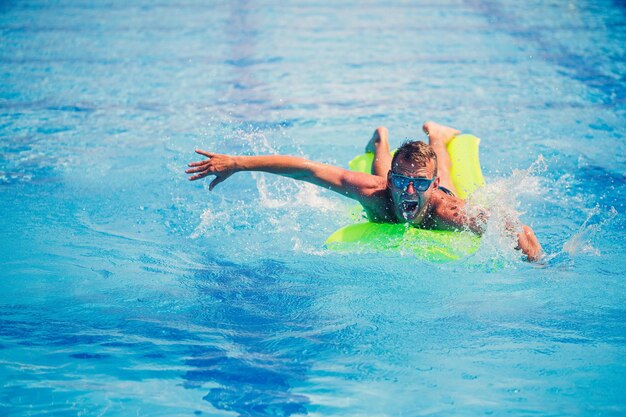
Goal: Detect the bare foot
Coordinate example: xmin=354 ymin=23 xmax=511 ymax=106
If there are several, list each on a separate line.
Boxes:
xmin=422 ymin=121 xmax=460 ymax=148
xmin=365 ymin=126 xmax=389 ymax=153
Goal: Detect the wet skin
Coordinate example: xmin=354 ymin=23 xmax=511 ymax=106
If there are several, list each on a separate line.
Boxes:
xmin=358 ymin=158 xmax=476 ymax=233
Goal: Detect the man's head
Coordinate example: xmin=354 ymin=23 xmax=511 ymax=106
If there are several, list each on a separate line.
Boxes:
xmin=387 ymin=140 xmax=440 ymax=223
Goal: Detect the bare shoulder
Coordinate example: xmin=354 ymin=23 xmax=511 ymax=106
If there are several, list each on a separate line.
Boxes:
xmin=340 ymin=171 xmax=393 ymax=221
xmin=341 ymin=171 xmax=388 ymax=197
xmin=429 ymin=189 xmax=466 ymax=229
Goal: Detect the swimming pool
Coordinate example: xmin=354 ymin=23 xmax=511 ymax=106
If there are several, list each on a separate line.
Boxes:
xmin=1 ymin=0 xmax=624 ymax=415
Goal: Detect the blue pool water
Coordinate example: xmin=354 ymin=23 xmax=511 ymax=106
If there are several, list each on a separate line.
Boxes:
xmin=1 ymin=0 xmax=625 ymax=415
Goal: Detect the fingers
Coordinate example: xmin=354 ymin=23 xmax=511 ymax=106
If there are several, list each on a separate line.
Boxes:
xmin=187 ymin=160 xmax=207 ymax=167
xmin=188 ymin=171 xmax=211 ymax=181
xmin=195 ymin=149 xmax=215 ymax=157
xmin=209 ymin=176 xmax=225 ymax=191
xmin=515 ymin=225 xmax=542 ymax=262
xmin=187 ymin=164 xmax=216 ymax=180
xmin=522 ymin=225 xmax=536 ymax=239
xmin=186 ymin=150 xmax=214 ymax=180
xmin=186 ymin=150 xmax=229 ymax=185
xmin=189 ymin=150 xmax=215 ymax=166
xmin=185 ymin=165 xmax=209 ymax=174
xmin=187 ymin=150 xmax=215 ymax=174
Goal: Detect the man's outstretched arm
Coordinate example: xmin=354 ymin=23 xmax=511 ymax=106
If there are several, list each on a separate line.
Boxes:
xmin=186 ymin=149 xmax=384 ymax=200
xmin=434 ymin=195 xmax=543 ymax=262
xmin=464 ymin=209 xmax=543 ymax=262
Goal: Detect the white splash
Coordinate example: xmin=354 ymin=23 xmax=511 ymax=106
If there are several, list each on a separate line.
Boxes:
xmin=190 ymin=207 xmax=229 ymax=239
xmin=189 ymin=200 xmax=253 ymax=239
xmin=254 ymin=174 xmax=341 ymax=212
xmin=464 ymin=156 xmax=547 ymax=262
xmin=563 ymin=204 xmax=618 ymax=256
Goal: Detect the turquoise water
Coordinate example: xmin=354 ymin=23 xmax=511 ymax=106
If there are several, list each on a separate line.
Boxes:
xmin=1 ymin=0 xmax=625 ymax=415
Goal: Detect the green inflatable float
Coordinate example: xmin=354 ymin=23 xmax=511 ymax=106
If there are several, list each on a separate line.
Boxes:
xmin=325 ymin=134 xmax=486 ymax=262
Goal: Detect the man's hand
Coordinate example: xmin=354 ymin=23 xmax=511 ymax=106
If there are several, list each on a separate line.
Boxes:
xmin=516 ymin=225 xmax=543 ymax=262
xmin=186 ymin=149 xmax=237 ymax=190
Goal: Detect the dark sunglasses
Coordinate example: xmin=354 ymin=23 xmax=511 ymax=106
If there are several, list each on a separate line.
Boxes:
xmin=390 ymin=173 xmax=435 ymax=192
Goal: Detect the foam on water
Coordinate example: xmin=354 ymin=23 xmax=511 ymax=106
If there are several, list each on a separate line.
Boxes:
xmin=461 ymin=156 xmax=548 ymax=265
xmin=189 ymin=133 xmax=344 ymax=244
xmin=562 ymin=204 xmax=618 ymax=257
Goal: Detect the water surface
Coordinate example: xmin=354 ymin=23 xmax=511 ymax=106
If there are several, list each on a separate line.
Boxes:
xmin=1 ymin=0 xmax=625 ymax=415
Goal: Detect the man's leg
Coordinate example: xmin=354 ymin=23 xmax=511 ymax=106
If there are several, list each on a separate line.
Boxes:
xmin=365 ymin=126 xmax=392 ymax=178
xmin=423 ymin=121 xmax=460 ymax=196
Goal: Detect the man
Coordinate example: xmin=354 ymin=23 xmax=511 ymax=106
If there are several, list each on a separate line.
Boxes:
xmin=186 ymin=121 xmax=542 ymax=261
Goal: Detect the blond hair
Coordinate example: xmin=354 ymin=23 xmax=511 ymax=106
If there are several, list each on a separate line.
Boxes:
xmin=391 ymin=141 xmax=437 ymax=176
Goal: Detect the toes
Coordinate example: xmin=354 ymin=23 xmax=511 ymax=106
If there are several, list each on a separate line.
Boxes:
xmin=422 ymin=121 xmax=434 ymax=135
